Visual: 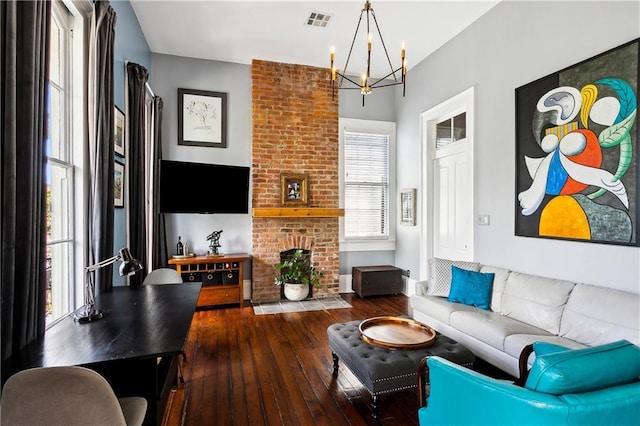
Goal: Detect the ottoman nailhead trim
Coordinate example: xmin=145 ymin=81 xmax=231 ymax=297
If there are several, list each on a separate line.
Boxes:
xmin=372 ymin=372 xmax=417 ymax=383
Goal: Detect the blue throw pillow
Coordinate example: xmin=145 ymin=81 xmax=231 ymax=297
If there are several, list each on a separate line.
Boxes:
xmin=447 ymin=265 xmax=494 ymax=310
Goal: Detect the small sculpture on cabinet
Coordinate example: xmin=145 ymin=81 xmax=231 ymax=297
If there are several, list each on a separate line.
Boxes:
xmin=206 ymin=230 xmax=223 ymax=255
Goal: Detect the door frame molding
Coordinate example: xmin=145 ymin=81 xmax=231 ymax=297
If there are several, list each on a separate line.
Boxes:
xmin=419 ymin=87 xmax=475 ymax=280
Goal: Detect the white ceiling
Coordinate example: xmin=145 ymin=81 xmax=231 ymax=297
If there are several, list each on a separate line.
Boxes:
xmin=130 ymin=1 xmax=500 ymax=79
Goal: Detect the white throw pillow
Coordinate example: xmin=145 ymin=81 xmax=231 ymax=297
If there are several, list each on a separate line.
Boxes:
xmin=426 ymin=257 xmax=480 ymax=297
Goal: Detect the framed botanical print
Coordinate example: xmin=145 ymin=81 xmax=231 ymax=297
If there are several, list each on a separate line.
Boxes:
xmin=178 ymin=88 xmax=227 ymax=148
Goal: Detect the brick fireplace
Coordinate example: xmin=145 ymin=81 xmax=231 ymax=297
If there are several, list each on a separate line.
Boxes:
xmin=251 ymin=60 xmax=340 ymax=303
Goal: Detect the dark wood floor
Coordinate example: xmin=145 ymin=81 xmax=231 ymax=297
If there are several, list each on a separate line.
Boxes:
xmin=162 ymin=293 xmax=419 ymax=426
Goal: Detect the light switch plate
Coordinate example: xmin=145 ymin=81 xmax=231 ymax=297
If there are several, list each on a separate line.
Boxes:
xmin=477 ymin=214 xmax=490 ymax=226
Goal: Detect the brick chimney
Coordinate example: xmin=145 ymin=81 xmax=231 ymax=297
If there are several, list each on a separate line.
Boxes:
xmin=251 ymin=60 xmax=339 ymax=303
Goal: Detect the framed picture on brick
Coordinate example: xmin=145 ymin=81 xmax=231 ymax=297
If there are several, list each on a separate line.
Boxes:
xmin=280 ymin=173 xmax=309 ymax=206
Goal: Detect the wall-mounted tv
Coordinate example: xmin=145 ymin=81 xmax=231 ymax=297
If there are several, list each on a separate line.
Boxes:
xmin=159 ymin=160 xmax=250 ymax=214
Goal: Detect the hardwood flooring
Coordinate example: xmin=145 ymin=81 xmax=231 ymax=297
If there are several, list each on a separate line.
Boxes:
xmin=162 ymin=293 xmax=419 ymax=426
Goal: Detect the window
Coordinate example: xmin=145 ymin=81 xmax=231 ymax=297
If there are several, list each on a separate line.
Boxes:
xmin=339 ymin=118 xmax=396 ymax=251
xmin=46 ymin=0 xmax=84 ymax=325
xmin=436 ymin=112 xmax=466 ymax=149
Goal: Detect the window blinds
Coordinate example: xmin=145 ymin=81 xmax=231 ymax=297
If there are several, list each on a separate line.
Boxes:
xmin=344 ymin=131 xmax=389 ymax=238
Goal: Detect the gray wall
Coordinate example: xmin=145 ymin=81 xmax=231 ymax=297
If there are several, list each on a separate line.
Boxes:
xmin=394 ymin=1 xmax=640 ymax=293
xmin=338 ymin=79 xmax=396 ymax=121
xmin=338 ymin=78 xmax=397 ymax=274
xmin=150 ymin=54 xmax=252 ymax=262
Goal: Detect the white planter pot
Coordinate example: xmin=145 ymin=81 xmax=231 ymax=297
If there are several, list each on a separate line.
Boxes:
xmin=283 ymin=283 xmax=309 ymax=301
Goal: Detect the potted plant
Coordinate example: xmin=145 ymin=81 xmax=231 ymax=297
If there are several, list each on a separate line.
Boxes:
xmin=274 ymin=249 xmax=322 ymax=301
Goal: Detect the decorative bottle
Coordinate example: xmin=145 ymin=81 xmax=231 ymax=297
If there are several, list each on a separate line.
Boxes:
xmin=177 ymin=236 xmax=184 ymax=255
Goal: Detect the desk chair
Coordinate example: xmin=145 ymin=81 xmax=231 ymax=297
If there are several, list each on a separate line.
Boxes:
xmin=0 ymin=366 xmax=147 ymax=426
xmin=142 ymin=267 xmax=183 ymax=285
xmin=142 ymin=268 xmax=187 ymax=384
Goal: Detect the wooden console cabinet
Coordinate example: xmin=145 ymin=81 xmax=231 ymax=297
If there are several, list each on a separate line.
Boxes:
xmin=352 ymin=265 xmax=403 ymax=298
xmin=168 ymin=253 xmax=251 ymax=308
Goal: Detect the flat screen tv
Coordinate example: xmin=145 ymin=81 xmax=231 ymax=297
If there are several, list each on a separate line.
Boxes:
xmin=159 ymin=160 xmax=250 ymax=214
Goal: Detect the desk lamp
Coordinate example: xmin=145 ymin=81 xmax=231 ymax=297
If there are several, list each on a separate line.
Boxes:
xmin=73 ymin=247 xmax=143 ymax=323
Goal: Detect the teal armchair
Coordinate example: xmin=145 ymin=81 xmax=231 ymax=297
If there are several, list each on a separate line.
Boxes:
xmin=418 ymin=340 xmax=640 ymax=426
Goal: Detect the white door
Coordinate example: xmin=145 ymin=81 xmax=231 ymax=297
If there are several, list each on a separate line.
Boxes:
xmin=433 ymin=141 xmax=473 ymax=260
xmin=420 ymin=88 xmax=475 ymax=279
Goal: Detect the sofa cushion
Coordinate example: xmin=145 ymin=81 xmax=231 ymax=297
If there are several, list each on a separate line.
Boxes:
xmin=502 ymin=272 xmax=575 ymax=335
xmin=409 ymin=294 xmax=476 ymax=326
xmin=560 ymin=283 xmax=640 ymax=346
xmin=426 ymin=258 xmax=480 ymax=297
xmin=503 ymin=335 xmax=586 ymax=361
xmin=479 ymin=265 xmax=511 ymax=314
xmin=450 ymin=310 xmax=552 ymax=351
xmin=525 ymin=340 xmax=640 ymax=395
xmin=447 ymin=266 xmax=494 ymax=310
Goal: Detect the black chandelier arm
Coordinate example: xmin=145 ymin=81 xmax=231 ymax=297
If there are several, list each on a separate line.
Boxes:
xmin=335 ymin=70 xmax=405 ymax=90
xmin=370 ymin=9 xmax=399 ymax=82
xmin=365 ymin=4 xmax=371 ymax=79
xmin=370 ymin=80 xmax=404 ymax=89
xmin=338 ymin=86 xmax=374 ymax=91
xmin=342 ymin=9 xmax=366 ymax=79
xmin=335 ymin=72 xmax=364 ymax=89
xmin=368 ymin=66 xmax=405 ymax=87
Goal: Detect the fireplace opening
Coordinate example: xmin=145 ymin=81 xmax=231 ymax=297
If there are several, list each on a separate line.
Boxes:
xmin=279 ymin=248 xmax=313 ymax=300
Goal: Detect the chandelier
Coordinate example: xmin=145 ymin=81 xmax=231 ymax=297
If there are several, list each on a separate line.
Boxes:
xmin=330 ymin=0 xmax=406 ymax=106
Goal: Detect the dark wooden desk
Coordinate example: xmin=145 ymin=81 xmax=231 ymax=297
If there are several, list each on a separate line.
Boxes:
xmin=17 ymin=283 xmax=201 ymax=425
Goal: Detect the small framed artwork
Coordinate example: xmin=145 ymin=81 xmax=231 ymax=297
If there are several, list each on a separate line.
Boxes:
xmin=114 ymin=162 xmax=124 ymax=208
xmin=280 ymin=173 xmax=309 ymax=206
xmin=178 ymin=88 xmax=227 ymax=148
xmin=400 ymin=188 xmax=416 ymax=226
xmin=114 ymin=106 xmax=125 ymax=157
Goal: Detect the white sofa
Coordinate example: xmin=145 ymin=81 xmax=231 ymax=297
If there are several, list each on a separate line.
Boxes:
xmin=410 ymin=262 xmax=640 ymax=377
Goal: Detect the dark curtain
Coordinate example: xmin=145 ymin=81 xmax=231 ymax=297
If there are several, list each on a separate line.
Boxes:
xmin=126 ymin=62 xmax=149 ymax=287
xmin=88 ymin=0 xmax=116 ymax=294
xmin=151 ymin=96 xmax=169 ymax=269
xmin=1 ymin=0 xmax=50 ymax=371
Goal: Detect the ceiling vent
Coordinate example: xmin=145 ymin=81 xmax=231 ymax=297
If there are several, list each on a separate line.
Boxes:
xmin=305 ymin=11 xmax=332 ymax=27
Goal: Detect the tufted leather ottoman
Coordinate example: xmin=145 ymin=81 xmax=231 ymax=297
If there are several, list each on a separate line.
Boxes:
xmin=327 ymin=319 xmax=475 ymax=418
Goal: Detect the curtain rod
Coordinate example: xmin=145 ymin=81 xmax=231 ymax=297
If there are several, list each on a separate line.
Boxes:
xmin=145 ymin=82 xmax=155 ymax=97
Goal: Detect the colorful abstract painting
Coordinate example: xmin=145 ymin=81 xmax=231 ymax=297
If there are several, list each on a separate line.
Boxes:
xmin=515 ymin=39 xmax=639 ymax=246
